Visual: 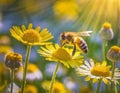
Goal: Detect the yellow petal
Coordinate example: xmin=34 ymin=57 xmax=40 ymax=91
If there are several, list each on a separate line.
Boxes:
xmin=102 ymin=61 xmax=107 ymax=66
xmin=55 ymin=44 xmax=59 ymax=49
xmin=102 ymin=78 xmax=109 ymax=85
xmin=21 ymin=25 xmax=26 ymax=31
xmin=28 ymin=23 xmax=33 ymax=29
xmin=46 ymin=44 xmax=55 ymax=51
xmin=85 ymin=76 xmax=90 ymax=81
xmin=92 ymin=78 xmax=98 ymax=83
xmin=35 ymin=26 xmax=40 ymax=32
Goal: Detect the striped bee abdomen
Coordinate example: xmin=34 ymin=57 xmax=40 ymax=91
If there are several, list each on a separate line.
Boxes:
xmin=75 ymin=37 xmax=88 ymax=53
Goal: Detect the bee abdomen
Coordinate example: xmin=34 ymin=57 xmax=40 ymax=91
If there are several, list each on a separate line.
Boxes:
xmin=80 ymin=43 xmax=88 ymax=53
xmin=77 ymin=40 xmax=88 ymax=53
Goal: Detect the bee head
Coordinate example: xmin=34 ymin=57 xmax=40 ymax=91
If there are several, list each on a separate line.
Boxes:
xmin=60 ymin=32 xmax=67 ymax=46
xmin=60 ymin=32 xmax=66 ymax=40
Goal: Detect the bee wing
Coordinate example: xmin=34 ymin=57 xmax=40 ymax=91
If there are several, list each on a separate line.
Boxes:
xmin=76 ymin=31 xmax=93 ymax=36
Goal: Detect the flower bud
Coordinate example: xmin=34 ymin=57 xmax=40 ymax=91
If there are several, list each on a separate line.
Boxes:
xmin=107 ymin=46 xmax=120 ymax=62
xmin=4 ymin=52 xmax=22 ymax=70
xmin=99 ymin=22 xmax=114 ymax=40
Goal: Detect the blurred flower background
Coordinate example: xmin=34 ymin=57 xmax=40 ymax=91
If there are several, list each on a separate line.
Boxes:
xmin=0 ymin=0 xmax=120 ymax=93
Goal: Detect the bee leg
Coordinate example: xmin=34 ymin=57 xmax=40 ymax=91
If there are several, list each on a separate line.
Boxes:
xmin=72 ymin=44 xmax=76 ymax=56
xmin=60 ymin=43 xmax=65 ymax=47
xmin=60 ymin=41 xmax=67 ymax=47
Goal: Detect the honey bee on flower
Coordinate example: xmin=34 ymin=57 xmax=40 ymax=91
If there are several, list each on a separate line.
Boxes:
xmin=60 ymin=31 xmax=92 ymax=56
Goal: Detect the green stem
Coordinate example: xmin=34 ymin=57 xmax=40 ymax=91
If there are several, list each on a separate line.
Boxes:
xmin=102 ymin=40 xmax=109 ymax=93
xmin=49 ymin=62 xmax=60 ymax=93
xmin=10 ymin=69 xmax=14 ymax=93
xmin=115 ymin=83 xmax=118 ymax=93
xmin=102 ymin=40 xmax=107 ymax=61
xmin=21 ymin=46 xmax=31 ymax=93
xmin=112 ymin=62 xmax=115 ymax=78
xmin=110 ymin=62 xmax=115 ymax=93
xmin=111 ymin=62 xmax=118 ymax=93
xmin=105 ymin=84 xmax=109 ymax=93
xmin=95 ymin=79 xmax=102 ymax=93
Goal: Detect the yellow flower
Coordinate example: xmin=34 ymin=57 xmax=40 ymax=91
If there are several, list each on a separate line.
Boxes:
xmin=4 ymin=52 xmax=22 ymax=69
xmin=76 ymin=59 xmax=120 ymax=84
xmin=0 ymin=35 xmax=11 ymax=45
xmin=16 ymin=63 xmax=43 ymax=81
xmin=10 ymin=23 xmax=53 ymax=46
xmin=53 ymin=0 xmax=80 ymax=21
xmin=38 ymin=44 xmax=83 ymax=68
xmin=24 ymin=85 xmax=38 ymax=93
xmin=0 ymin=45 xmax=13 ymax=54
xmin=90 ymin=62 xmax=110 ymax=77
xmin=41 ymin=80 xmax=67 ymax=93
xmin=107 ymin=46 xmax=120 ymax=62
xmin=99 ymin=22 xmax=114 ymax=40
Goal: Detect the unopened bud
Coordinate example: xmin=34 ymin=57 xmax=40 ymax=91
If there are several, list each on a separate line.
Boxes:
xmin=99 ymin=22 xmax=114 ymax=40
xmin=107 ymin=46 xmax=120 ymax=62
xmin=4 ymin=52 xmax=22 ymax=70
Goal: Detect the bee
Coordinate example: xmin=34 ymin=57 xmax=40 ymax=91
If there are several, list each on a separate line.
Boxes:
xmin=60 ymin=31 xmax=92 ymax=56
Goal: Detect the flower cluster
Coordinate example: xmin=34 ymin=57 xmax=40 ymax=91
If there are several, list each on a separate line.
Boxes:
xmin=1 ymin=21 xmax=120 ymax=93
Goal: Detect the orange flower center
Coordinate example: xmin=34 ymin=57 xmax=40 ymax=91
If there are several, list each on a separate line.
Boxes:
xmin=52 ymin=48 xmax=71 ymax=61
xmin=22 ymin=29 xmax=40 ymax=43
xmin=103 ymin=22 xmax=111 ymax=29
xmin=5 ymin=52 xmax=22 ymax=63
xmin=91 ymin=64 xmax=110 ymax=77
xmin=110 ymin=46 xmax=120 ymax=53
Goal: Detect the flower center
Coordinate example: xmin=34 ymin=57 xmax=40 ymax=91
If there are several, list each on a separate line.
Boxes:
xmin=53 ymin=82 xmax=65 ymax=93
xmin=18 ymin=64 xmax=38 ymax=73
xmin=110 ymin=46 xmax=120 ymax=53
xmin=52 ymin=48 xmax=71 ymax=61
xmin=103 ymin=22 xmax=111 ymax=29
xmin=5 ymin=52 xmax=22 ymax=63
xmin=27 ymin=64 xmax=39 ymax=73
xmin=25 ymin=85 xmax=37 ymax=93
xmin=22 ymin=29 xmax=40 ymax=43
xmin=91 ymin=65 xmax=110 ymax=77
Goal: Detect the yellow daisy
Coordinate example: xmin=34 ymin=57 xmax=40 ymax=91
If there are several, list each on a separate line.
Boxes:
xmin=76 ymin=59 xmax=120 ymax=84
xmin=16 ymin=63 xmax=43 ymax=81
xmin=38 ymin=44 xmax=83 ymax=68
xmin=24 ymin=85 xmax=38 ymax=93
xmin=10 ymin=23 xmax=53 ymax=46
xmin=41 ymin=80 xmax=68 ymax=93
xmin=0 ymin=35 xmax=11 ymax=45
xmin=53 ymin=0 xmax=80 ymax=21
xmin=0 ymin=45 xmax=13 ymax=54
